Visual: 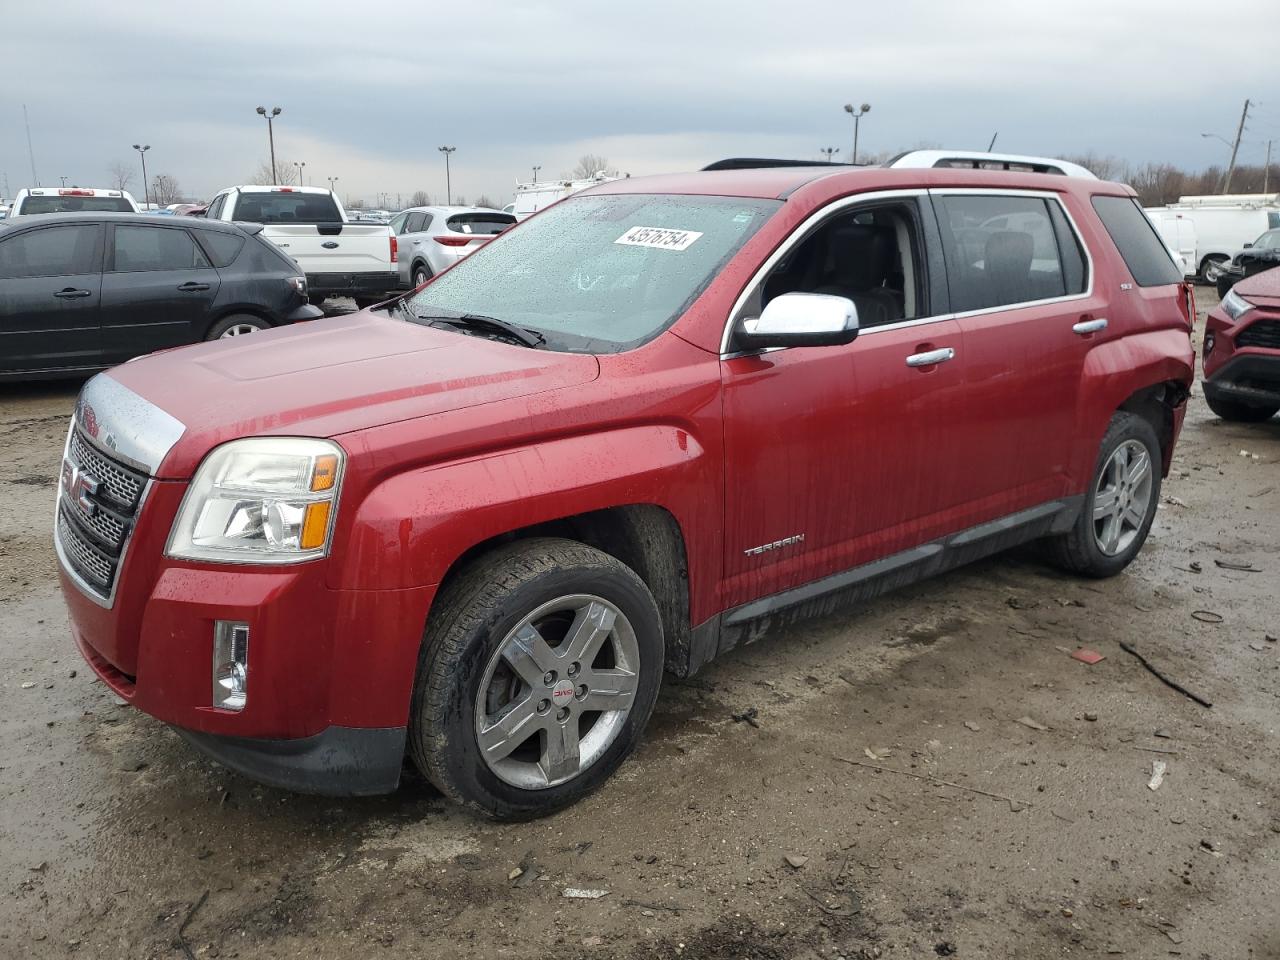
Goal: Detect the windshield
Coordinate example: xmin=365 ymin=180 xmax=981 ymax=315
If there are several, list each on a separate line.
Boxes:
xmin=406 ymin=193 xmax=779 ymax=352
xmin=19 ymin=196 xmax=133 ymax=215
xmin=233 ymin=193 xmax=342 ymax=224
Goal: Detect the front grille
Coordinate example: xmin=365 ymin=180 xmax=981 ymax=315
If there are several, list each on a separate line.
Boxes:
xmin=1237 ymin=319 xmax=1280 ymax=350
xmin=57 ymin=429 xmax=149 ymax=599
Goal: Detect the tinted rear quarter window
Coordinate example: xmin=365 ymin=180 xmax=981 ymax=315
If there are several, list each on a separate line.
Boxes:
xmin=1090 ymin=196 xmax=1181 ymax=287
xmin=447 ymin=212 xmax=516 ymax=235
xmin=195 ymin=229 xmax=246 ymax=268
xmin=0 ymin=224 xmax=100 ymax=278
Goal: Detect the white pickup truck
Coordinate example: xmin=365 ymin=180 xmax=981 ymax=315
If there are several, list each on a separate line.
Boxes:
xmin=205 ymin=186 xmax=397 ymax=306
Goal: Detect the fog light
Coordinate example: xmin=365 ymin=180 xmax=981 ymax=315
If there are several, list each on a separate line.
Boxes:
xmin=213 ymin=621 xmax=249 ymax=711
xmin=1204 ymin=331 xmax=1216 ymax=355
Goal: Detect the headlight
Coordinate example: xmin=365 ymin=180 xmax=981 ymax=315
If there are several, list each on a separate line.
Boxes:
xmin=167 ymin=437 xmax=344 ymax=564
xmin=1220 ymin=289 xmax=1252 ymax=322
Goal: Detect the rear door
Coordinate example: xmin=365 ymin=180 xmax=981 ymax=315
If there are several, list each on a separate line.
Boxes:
xmin=99 ymin=222 xmax=221 ymax=362
xmin=0 ymin=222 xmax=104 ymax=375
xmin=931 ymin=190 xmax=1100 ymax=513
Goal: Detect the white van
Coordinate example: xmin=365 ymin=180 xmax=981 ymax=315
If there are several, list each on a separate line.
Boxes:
xmin=1144 ymin=209 xmax=1198 ymax=278
xmin=1145 ymin=196 xmax=1280 ymax=281
xmin=508 ymin=172 xmax=621 ymax=220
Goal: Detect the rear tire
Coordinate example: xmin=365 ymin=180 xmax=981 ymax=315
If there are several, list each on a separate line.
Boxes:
xmin=409 ymin=538 xmax=664 ymax=820
xmin=205 ymin=314 xmax=270 ymax=340
xmin=353 ymin=296 xmax=379 ymax=309
xmin=1044 ymin=412 xmax=1161 ymax=578
xmin=1204 ymin=389 xmax=1279 ymax=422
xmin=412 ymin=263 xmax=432 ymax=287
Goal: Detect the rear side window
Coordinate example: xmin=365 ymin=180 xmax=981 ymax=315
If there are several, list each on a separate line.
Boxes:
xmin=232 ymin=193 xmax=341 ymax=224
xmin=195 ymin=229 xmax=246 ymax=268
xmin=447 ymin=212 xmax=515 ymax=235
xmin=935 ymin=194 xmax=1085 ymax=312
xmin=1090 ymin=196 xmax=1181 ymax=287
xmin=0 ymin=224 xmax=100 ymax=278
xmin=1269 ymin=212 xmax=1280 ymax=230
xmin=112 ymin=225 xmax=210 ymax=272
xmin=17 ymin=195 xmax=133 ymax=215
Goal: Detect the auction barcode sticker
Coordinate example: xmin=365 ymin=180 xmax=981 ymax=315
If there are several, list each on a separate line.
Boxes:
xmin=615 ymin=226 xmax=703 ymax=251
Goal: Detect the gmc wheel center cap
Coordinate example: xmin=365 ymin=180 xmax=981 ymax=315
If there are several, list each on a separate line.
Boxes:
xmin=551 ymin=680 xmax=575 ymax=705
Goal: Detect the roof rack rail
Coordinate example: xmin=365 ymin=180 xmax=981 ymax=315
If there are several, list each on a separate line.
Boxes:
xmin=887 ymin=150 xmax=1097 ymax=179
xmin=701 ymin=158 xmax=849 ymax=172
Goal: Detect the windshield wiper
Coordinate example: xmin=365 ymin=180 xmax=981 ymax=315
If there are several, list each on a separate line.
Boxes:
xmin=413 ymin=312 xmax=545 ymax=348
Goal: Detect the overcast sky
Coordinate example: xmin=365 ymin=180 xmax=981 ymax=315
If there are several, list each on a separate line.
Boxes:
xmin=3 ymin=0 xmax=1277 ymax=207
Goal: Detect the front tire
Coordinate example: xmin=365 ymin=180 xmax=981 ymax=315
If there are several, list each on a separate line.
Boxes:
xmin=409 ymin=538 xmax=664 ymax=820
xmin=205 ymin=314 xmax=270 ymax=340
xmin=1199 ymin=254 xmax=1227 ymax=284
xmin=1204 ymin=389 xmax=1279 ymax=422
xmin=1045 ymin=412 xmax=1161 ymax=578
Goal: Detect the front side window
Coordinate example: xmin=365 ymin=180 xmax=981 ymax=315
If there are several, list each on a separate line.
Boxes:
xmin=0 ymin=225 xmax=100 ymax=279
xmin=406 ymin=193 xmax=779 ymax=352
xmin=112 ymin=225 xmax=210 ymax=272
xmin=936 ymin=194 xmax=1085 ymax=312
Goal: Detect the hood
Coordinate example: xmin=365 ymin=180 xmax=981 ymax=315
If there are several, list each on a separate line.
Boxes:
xmin=1234 ymin=263 xmax=1280 ymax=305
xmin=103 ymin=312 xmax=600 ymax=478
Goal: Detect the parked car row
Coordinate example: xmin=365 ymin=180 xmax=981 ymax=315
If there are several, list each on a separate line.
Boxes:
xmin=1145 ymin=194 xmax=1280 ymax=282
xmin=0 ymin=213 xmax=320 ymax=379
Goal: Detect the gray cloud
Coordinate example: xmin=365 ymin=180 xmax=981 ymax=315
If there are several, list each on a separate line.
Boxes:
xmin=3 ymin=0 xmax=1275 ymax=205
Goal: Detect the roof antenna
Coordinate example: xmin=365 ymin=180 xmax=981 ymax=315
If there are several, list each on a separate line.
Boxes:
xmin=987 ymin=132 xmax=998 ymax=152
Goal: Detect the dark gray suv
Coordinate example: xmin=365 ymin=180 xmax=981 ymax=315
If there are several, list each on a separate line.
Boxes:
xmin=0 ymin=213 xmax=322 ymax=380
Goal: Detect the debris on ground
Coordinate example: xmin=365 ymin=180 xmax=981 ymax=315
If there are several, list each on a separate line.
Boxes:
xmin=562 ymin=888 xmax=610 ymax=899
xmin=863 ymin=747 xmax=892 ymax=760
xmin=1071 ymin=648 xmax=1105 ymax=665
xmin=934 ymin=942 xmax=957 ymax=956
xmin=784 ymin=854 xmax=809 ymax=869
xmin=1214 ymin=558 xmax=1259 ymax=572
xmin=1147 ymin=760 xmax=1167 ymax=791
xmin=835 ymin=756 xmax=1032 ymax=810
xmin=963 ymin=721 xmax=981 ymax=732
xmin=1118 ymin=641 xmax=1213 ymax=708
xmin=20 ymin=682 xmax=36 ymax=689
xmin=1015 ymin=716 xmax=1048 ymax=731
xmin=1084 ymin=712 xmax=1099 ymax=721
xmin=731 ymin=707 xmax=760 ymax=728
xmin=1162 ymin=495 xmax=1187 ymax=507
xmin=1191 ymin=610 xmax=1224 ymax=624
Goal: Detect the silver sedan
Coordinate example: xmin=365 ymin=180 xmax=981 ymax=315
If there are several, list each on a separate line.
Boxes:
xmin=391 ymin=206 xmax=516 ymax=288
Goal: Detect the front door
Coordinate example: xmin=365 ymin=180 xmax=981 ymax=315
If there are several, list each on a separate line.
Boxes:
xmin=99 ymin=222 xmax=221 ymax=363
xmin=0 ymin=222 xmax=104 ymax=375
xmin=719 ymin=195 xmax=968 ymax=610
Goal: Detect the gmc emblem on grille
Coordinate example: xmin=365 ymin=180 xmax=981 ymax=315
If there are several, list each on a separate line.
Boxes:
xmin=61 ymin=460 xmax=101 ymax=516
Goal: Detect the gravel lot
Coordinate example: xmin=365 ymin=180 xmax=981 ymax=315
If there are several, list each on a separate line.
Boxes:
xmin=1 ymin=296 xmax=1278 ymax=959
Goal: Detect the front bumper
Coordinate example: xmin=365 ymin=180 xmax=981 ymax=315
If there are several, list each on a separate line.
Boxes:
xmin=1203 ymin=354 xmax=1280 ymax=404
xmin=176 ymin=725 xmax=406 ymax=796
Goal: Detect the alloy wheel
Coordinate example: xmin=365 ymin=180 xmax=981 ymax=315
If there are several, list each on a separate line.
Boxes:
xmin=219 ymin=323 xmax=261 ymax=338
xmin=474 ymin=594 xmax=639 ymax=789
xmin=1092 ymin=439 xmax=1153 ymax=556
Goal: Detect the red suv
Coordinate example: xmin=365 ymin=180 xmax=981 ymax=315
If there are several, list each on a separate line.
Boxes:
xmin=56 ymin=151 xmax=1195 ymax=819
xmin=1202 ymin=266 xmax=1280 ymax=421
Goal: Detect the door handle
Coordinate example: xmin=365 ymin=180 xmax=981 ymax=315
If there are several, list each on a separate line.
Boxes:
xmin=905 ymin=347 xmax=956 ymax=368
xmin=1072 ymin=317 xmax=1107 ymax=335
xmin=177 ymin=282 xmax=211 ymax=292
xmin=53 ymin=288 xmax=91 ymax=299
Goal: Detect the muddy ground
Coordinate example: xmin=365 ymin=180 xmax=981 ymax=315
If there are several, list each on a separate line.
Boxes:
xmin=1 ymin=296 xmax=1277 ymax=959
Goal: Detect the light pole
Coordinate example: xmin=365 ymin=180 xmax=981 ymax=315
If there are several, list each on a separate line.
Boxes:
xmin=256 ymin=106 xmax=282 ymax=183
xmin=59 ymin=176 xmax=68 ymax=187
xmin=294 ymin=161 xmax=306 ymax=186
xmin=438 ymin=146 xmax=456 ymax=204
xmin=328 ymin=176 xmax=339 ymax=194
xmin=819 ymin=147 xmax=839 ymax=162
xmin=843 ymin=102 xmax=871 ymax=165
xmin=532 ymin=164 xmax=541 ymax=182
xmin=132 ymin=144 xmax=150 ymax=208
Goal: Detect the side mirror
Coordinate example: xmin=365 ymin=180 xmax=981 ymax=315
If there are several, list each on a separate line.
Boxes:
xmin=736 ymin=292 xmax=859 ymax=350
xmin=1243 ymin=242 xmax=1253 ymax=249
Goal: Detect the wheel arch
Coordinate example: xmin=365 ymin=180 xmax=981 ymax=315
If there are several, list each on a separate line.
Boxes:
xmin=204 ymin=305 xmax=274 ymax=339
xmin=1117 ymin=380 xmax=1188 ymax=477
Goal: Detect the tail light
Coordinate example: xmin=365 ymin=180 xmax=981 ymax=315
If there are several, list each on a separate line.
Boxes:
xmin=58 ymin=189 xmax=94 ymax=196
xmin=390 ymin=235 xmax=398 ymax=263
xmin=433 ymin=236 xmax=471 ymax=247
xmin=288 ymin=276 xmax=307 ymax=297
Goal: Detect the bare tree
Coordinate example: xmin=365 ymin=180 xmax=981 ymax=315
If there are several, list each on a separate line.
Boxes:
xmin=409 ymin=190 xmax=430 ymax=207
xmin=474 ymin=194 xmax=498 ymax=209
xmin=1059 ymin=152 xmax=1128 ymax=181
xmin=247 ymin=160 xmax=300 ymax=186
xmin=570 ymin=154 xmax=618 ymax=179
xmin=107 ymin=161 xmax=134 ymax=192
xmin=150 ymin=174 xmax=182 ymax=206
